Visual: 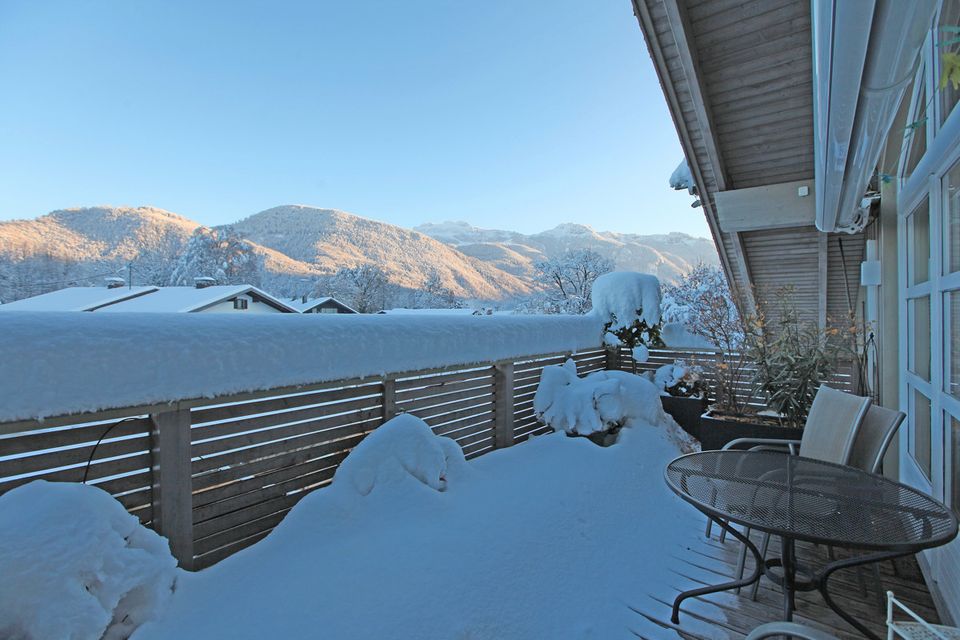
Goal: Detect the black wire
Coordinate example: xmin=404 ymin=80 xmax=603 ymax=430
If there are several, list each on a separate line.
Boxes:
xmin=81 ymin=417 xmax=140 ymax=484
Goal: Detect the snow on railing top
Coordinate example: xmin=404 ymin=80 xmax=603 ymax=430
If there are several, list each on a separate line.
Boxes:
xmin=0 ymin=311 xmax=605 ymax=423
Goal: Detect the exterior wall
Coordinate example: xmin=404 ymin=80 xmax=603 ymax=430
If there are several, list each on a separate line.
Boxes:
xmin=894 ymin=16 xmax=960 ymax=623
xmin=305 ymin=301 xmax=352 ymax=314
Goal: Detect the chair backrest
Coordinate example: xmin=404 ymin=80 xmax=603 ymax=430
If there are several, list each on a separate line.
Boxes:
xmin=799 ymin=385 xmax=871 ymax=464
xmin=847 ymin=405 xmax=906 ymax=473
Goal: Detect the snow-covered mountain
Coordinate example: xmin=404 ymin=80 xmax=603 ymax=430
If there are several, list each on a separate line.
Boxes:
xmin=231 ymin=206 xmax=532 ymax=299
xmin=0 ymin=205 xmax=718 ymax=304
xmin=415 ymin=220 xmax=719 ymax=282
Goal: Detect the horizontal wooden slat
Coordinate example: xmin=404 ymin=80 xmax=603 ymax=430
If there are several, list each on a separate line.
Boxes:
xmin=191 ymin=384 xmax=380 ymax=426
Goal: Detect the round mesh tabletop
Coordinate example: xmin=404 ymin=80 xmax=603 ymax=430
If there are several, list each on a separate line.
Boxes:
xmin=666 ymin=451 xmax=958 ymax=551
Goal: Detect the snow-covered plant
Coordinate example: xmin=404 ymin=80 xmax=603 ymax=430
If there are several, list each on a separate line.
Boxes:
xmin=654 ymin=362 xmax=705 ymax=399
xmin=662 ymin=263 xmax=754 ymax=415
xmin=748 ymin=296 xmax=839 ymax=429
xmin=591 ymin=271 xmax=664 ymax=372
xmin=168 ymin=226 xmax=262 ymax=287
xmin=517 ymin=248 xmax=613 ymax=314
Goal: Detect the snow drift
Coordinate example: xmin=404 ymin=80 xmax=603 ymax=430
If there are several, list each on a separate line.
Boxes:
xmin=0 ymin=481 xmax=177 ymax=640
xmin=332 ymin=414 xmax=470 ymax=496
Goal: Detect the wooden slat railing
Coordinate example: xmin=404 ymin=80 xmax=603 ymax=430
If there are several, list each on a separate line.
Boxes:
xmin=0 ymin=343 xmax=861 ymax=571
xmin=0 ymin=347 xmax=607 ymax=570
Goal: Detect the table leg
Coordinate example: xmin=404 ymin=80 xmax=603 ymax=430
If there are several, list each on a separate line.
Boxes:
xmin=781 ymin=536 xmax=796 ymax=620
xmin=671 ymin=517 xmax=764 ymax=624
xmin=816 ymin=550 xmax=907 ymax=640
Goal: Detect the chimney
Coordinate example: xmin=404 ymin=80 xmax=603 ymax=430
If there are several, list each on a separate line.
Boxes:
xmin=105 ymin=277 xmax=126 ymax=289
xmin=302 ymin=295 xmax=308 ymax=303
xmin=194 ymin=277 xmax=217 ymax=289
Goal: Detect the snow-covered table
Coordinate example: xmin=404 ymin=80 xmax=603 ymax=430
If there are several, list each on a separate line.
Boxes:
xmin=664 ymin=451 xmax=958 ymax=640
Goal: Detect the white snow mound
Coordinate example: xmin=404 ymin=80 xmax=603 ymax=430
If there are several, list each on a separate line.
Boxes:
xmin=534 ymin=359 xmax=697 ymax=454
xmin=591 ymin=271 xmax=661 ymax=330
xmin=0 ymin=481 xmax=178 ymax=640
xmin=332 ymin=413 xmax=469 ymax=496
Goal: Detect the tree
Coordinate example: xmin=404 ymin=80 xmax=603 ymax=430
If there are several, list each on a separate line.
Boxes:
xmin=661 ymin=263 xmax=751 ymax=415
xmin=412 ymin=271 xmax=464 ymax=309
xmin=518 ymin=249 xmax=614 ymax=314
xmin=168 ymin=226 xmax=262 ymax=287
xmin=135 ymin=229 xmax=186 ymax=286
xmin=328 ymin=264 xmax=389 ymax=313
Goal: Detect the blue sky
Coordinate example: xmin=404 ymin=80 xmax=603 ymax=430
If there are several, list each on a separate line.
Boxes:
xmin=0 ymin=0 xmax=708 ymax=237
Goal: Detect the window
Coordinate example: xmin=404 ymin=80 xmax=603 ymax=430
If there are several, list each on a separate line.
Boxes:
xmin=940 ymin=0 xmax=960 ymax=126
xmin=320 ymin=307 xmax=338 ymax=314
xmin=233 ymin=298 xmax=248 ymax=310
xmin=905 ymin=74 xmax=928 ymax=177
xmin=951 ymin=414 xmax=960 ymax=515
xmin=947 ymin=160 xmax=960 ymax=274
xmin=948 ymin=291 xmax=960 ymax=398
xmin=912 ymin=389 xmax=933 ymax=479
xmin=909 ymin=198 xmax=931 ymax=285
xmin=909 ymin=296 xmax=932 ymax=380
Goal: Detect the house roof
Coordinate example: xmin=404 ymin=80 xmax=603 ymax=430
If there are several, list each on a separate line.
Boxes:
xmin=632 ymin=0 xmax=866 ymax=327
xmin=288 ymin=297 xmax=358 ymax=314
xmin=0 ymin=286 xmax=159 ymax=312
xmin=98 ymin=285 xmax=297 ymax=313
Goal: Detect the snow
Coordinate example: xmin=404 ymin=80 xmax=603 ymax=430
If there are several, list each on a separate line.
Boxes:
xmin=0 ymin=481 xmax=177 ymax=640
xmin=333 ymin=413 xmax=469 ymax=496
xmin=380 ymin=307 xmax=479 ymax=315
xmin=669 ymin=161 xmax=695 ymax=195
xmin=0 ymin=312 xmax=604 ymax=422
xmin=133 ymin=408 xmax=705 ymax=640
xmin=533 ymin=358 xmax=697 ymax=452
xmin=590 ymin=271 xmax=662 ymax=329
xmin=633 ymin=344 xmax=650 ymax=363
xmin=98 ymin=285 xmax=297 ymax=313
xmin=654 ymin=363 xmax=687 ymax=393
xmin=287 ymin=296 xmax=357 ymax=313
xmin=0 ymin=286 xmax=159 ymax=312
xmin=661 ymin=321 xmax=717 ymax=349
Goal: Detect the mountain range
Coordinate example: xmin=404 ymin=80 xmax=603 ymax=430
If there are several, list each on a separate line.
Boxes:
xmin=0 ymin=205 xmax=718 ymax=303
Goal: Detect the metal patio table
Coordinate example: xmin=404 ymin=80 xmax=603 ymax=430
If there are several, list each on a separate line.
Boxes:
xmin=665 ymin=450 xmax=958 ymax=640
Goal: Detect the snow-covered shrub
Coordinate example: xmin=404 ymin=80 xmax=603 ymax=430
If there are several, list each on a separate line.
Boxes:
xmin=332 ymin=413 xmax=469 ymax=496
xmin=533 ymin=359 xmax=698 ymax=452
xmin=592 ymin=271 xmax=664 ymax=370
xmin=654 ymin=362 xmax=705 ymax=399
xmin=0 ymin=481 xmax=178 ymax=640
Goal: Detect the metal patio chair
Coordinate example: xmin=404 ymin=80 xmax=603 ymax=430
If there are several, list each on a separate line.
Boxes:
xmin=707 ymin=386 xmax=872 ymax=595
xmin=731 ymin=400 xmax=905 ymax=606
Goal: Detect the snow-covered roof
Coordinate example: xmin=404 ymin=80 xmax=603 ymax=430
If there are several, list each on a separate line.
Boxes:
xmin=0 ymin=312 xmax=604 ymax=422
xmin=0 ymin=286 xmax=159 ymax=312
xmin=98 ymin=286 xmax=297 ymax=313
xmin=287 ymin=297 xmax=357 ymax=314
xmin=380 ymin=308 xmax=478 ymax=315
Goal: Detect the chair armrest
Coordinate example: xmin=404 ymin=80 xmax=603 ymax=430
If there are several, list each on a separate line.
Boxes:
xmin=745 ymin=622 xmax=838 ymax=640
xmin=723 ymin=437 xmax=801 ymax=455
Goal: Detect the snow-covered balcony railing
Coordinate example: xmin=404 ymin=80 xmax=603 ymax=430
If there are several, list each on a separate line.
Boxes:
xmin=0 ymin=312 xmax=616 ymax=569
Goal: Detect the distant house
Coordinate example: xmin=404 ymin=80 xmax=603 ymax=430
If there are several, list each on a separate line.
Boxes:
xmin=288 ymin=296 xmax=357 ymax=314
xmin=99 ymin=282 xmax=297 ymax=313
xmin=1 ymin=279 xmax=297 ymax=313
xmin=0 ymin=283 xmax=159 ymax=312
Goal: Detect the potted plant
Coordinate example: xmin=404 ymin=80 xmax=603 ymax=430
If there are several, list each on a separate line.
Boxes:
xmin=652 ymin=361 xmax=708 ymax=441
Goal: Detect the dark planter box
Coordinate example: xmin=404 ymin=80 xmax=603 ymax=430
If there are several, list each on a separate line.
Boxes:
xmin=660 ymin=395 xmax=708 ymax=441
xmin=697 ymin=411 xmax=804 ymax=451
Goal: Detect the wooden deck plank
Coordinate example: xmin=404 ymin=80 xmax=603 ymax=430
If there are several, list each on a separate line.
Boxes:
xmin=629 ymin=530 xmax=940 ymax=640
